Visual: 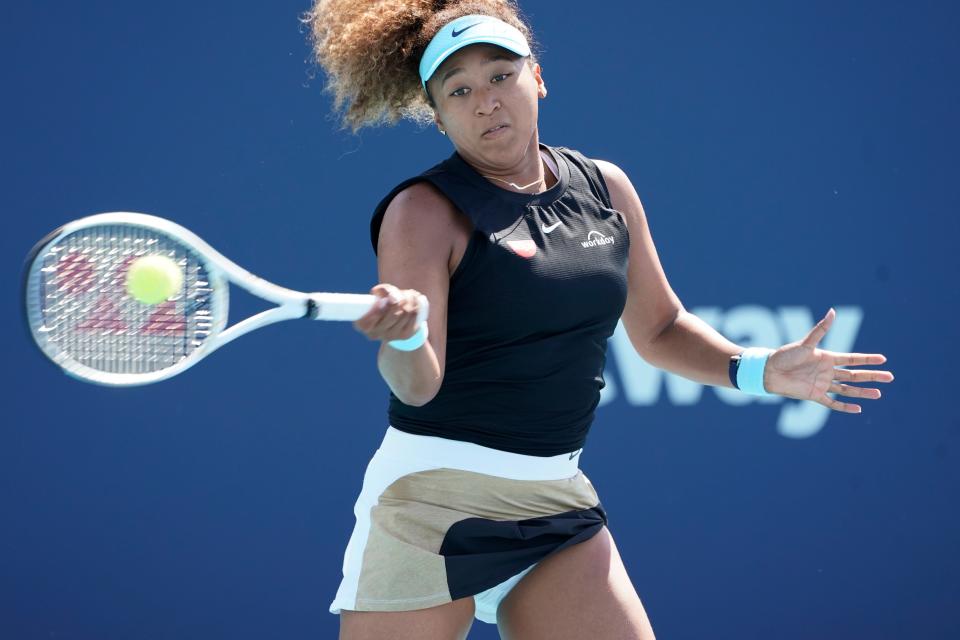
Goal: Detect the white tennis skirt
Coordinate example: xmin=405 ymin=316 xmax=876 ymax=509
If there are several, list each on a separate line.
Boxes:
xmin=329 ymin=426 xmax=607 ymax=625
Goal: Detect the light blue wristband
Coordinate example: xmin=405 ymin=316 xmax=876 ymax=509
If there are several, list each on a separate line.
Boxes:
xmin=387 ymin=322 xmax=429 ymax=352
xmin=736 ymin=347 xmax=776 ymax=396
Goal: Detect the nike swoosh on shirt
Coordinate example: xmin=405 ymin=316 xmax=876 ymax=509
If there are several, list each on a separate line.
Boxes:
xmin=452 ymin=23 xmax=481 ymax=37
xmin=542 ymin=221 xmax=562 ymax=233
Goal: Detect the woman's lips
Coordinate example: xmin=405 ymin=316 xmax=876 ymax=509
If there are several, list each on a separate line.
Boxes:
xmin=482 ymin=124 xmax=509 ymax=138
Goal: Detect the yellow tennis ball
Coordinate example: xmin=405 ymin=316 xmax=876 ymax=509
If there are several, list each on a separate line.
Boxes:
xmin=125 ymin=255 xmax=183 ymax=305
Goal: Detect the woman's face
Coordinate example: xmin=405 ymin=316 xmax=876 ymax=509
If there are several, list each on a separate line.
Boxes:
xmin=428 ymin=43 xmax=547 ymax=173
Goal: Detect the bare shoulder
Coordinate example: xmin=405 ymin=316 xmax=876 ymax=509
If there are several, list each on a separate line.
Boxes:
xmin=386 ymin=180 xmax=456 ymax=214
xmin=378 ymin=181 xmax=471 ymax=277
xmin=592 ymin=158 xmax=627 ymax=181
xmin=379 ymin=181 xmax=465 ymax=248
xmin=591 ymin=159 xmax=634 ymax=203
xmin=591 ymin=158 xmax=647 ymax=230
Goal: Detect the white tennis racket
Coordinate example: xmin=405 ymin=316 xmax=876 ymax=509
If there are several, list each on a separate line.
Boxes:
xmin=23 ymin=212 xmax=427 ymax=386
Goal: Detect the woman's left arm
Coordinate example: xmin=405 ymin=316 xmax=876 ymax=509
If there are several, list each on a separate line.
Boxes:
xmin=594 ymin=159 xmax=894 ymax=413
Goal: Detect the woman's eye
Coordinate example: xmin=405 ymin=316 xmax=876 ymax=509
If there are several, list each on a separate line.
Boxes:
xmin=449 ymin=73 xmax=512 ymax=97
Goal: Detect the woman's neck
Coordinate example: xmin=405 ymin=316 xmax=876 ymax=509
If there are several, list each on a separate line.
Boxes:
xmin=474 ymin=144 xmax=556 ymax=194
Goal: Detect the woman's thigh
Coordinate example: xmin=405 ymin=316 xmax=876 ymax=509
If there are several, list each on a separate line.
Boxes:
xmin=496 ymin=526 xmax=656 ymax=640
xmin=339 ymin=596 xmax=476 ymax=640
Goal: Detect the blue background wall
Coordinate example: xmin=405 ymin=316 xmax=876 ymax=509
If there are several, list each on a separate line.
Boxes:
xmin=3 ymin=1 xmax=958 ymax=638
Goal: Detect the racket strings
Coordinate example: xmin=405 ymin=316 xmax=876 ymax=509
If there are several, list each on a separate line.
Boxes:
xmin=31 ymin=225 xmax=217 ymax=375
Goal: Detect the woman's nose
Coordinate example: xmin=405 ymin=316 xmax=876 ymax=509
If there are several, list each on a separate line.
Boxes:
xmin=474 ymin=90 xmax=501 ymax=116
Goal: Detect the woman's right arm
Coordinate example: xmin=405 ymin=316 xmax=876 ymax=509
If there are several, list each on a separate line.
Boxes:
xmin=352 ymin=182 xmax=458 ymax=407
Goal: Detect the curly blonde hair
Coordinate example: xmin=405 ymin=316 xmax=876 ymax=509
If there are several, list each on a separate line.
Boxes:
xmin=303 ymin=0 xmax=538 ymax=132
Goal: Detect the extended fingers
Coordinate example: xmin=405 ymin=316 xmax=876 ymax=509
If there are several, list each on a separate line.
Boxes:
xmin=803 ymin=308 xmax=835 ymax=347
xmin=819 ymin=394 xmax=863 ymax=414
xmin=828 ymin=351 xmax=888 ymax=367
xmin=828 ymin=382 xmax=882 ymax=400
xmin=832 ymin=368 xmax=895 ymax=384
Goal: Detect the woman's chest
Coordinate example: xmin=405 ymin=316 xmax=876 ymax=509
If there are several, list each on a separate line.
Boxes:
xmin=448 ymin=200 xmax=630 ymax=334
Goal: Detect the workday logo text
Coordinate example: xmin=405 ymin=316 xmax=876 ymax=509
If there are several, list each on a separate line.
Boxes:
xmin=582 ymin=230 xmax=615 ymax=248
xmin=598 ymin=305 xmax=864 ymax=438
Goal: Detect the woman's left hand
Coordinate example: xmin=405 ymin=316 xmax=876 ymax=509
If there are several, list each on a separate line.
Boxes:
xmin=763 ymin=308 xmax=894 ymax=413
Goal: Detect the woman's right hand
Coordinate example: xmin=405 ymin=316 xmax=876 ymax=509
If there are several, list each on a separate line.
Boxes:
xmin=353 ymin=283 xmax=427 ymax=343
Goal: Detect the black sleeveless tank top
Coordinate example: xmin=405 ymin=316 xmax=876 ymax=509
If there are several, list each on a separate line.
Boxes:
xmin=369 ymin=144 xmax=630 ymax=456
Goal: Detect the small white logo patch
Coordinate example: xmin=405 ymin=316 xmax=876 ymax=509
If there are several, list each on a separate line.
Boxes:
xmin=542 ymin=221 xmax=562 ymax=234
xmin=581 ymin=230 xmax=615 ymax=248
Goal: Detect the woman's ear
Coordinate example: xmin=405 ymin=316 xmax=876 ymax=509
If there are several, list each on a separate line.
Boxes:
xmin=432 ymin=112 xmax=446 ymax=136
xmin=533 ymin=62 xmax=547 ymax=98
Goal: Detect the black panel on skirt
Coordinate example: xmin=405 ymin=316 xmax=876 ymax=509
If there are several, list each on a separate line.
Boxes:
xmin=439 ymin=503 xmax=608 ymax=600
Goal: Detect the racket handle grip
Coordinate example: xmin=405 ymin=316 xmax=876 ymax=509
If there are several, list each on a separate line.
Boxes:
xmin=307 ymin=293 xmax=430 ymax=324
xmin=308 ymin=293 xmax=377 ymax=321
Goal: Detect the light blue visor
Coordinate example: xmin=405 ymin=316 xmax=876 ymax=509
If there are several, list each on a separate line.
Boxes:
xmin=419 ymin=14 xmax=531 ymax=90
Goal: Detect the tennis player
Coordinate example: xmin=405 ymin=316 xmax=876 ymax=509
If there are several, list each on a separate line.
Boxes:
xmin=306 ymin=1 xmax=894 ymax=638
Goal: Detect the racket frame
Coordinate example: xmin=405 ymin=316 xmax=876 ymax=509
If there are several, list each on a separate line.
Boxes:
xmin=24 ymin=212 xmax=408 ymax=386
